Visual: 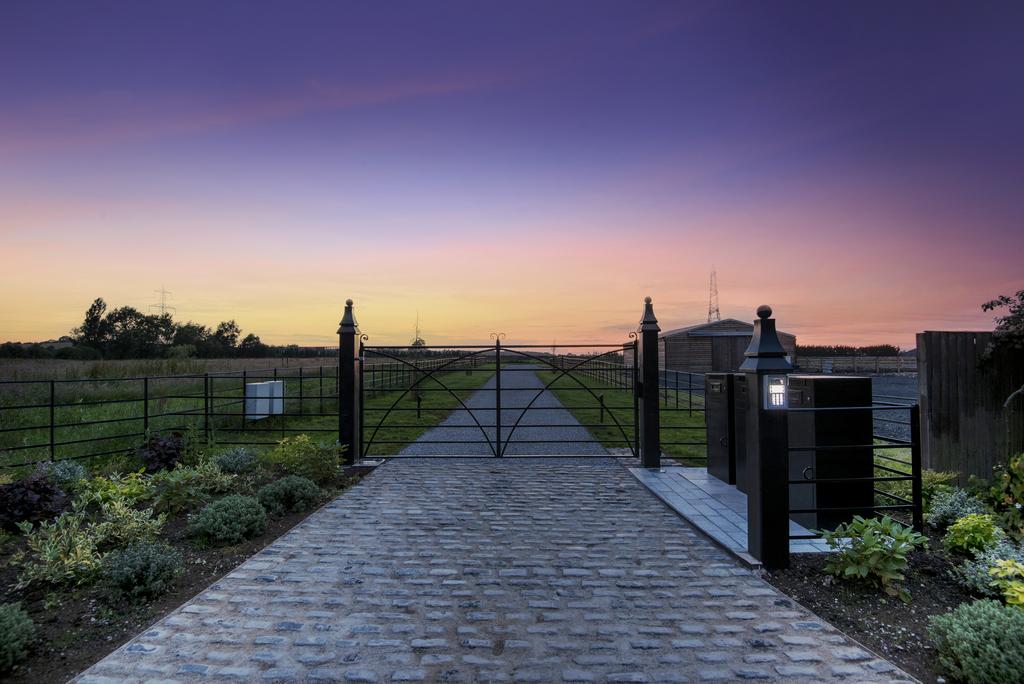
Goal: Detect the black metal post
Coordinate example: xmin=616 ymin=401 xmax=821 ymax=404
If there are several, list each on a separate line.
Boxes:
xmin=49 ymin=380 xmax=55 ymax=460
xmin=319 ymin=365 xmax=324 ymax=414
xmin=746 ymin=399 xmax=790 ymax=569
xmin=203 ymin=373 xmax=210 ymax=443
xmin=910 ymin=404 xmax=924 ymax=532
xmin=741 ymin=305 xmax=794 ymax=570
xmin=638 ymin=297 xmax=661 ymax=467
xmin=143 ymin=377 xmax=149 ymax=435
xmin=337 ymin=299 xmax=359 ymax=465
xmin=495 ymin=338 xmax=502 ymax=457
xmin=632 ymin=340 xmax=640 ymax=458
xmin=298 ymin=366 xmax=304 ymax=416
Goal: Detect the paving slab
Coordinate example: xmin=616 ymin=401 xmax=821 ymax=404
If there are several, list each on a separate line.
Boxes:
xmin=74 ymin=458 xmax=912 ymax=683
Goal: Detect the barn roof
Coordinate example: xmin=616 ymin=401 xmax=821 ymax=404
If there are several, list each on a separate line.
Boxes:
xmin=659 ymin=318 xmax=795 ymax=339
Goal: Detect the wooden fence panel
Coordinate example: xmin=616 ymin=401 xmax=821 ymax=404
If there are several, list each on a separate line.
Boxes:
xmin=918 ymin=331 xmax=1024 ymax=482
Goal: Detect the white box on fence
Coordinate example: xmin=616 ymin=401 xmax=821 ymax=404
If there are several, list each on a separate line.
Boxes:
xmin=245 ymin=381 xmax=284 ymax=420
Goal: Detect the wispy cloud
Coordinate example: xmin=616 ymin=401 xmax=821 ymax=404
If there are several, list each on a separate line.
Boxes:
xmin=0 ymin=72 xmax=503 ymax=156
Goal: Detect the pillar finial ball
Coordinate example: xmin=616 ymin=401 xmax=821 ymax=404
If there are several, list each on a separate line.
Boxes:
xmin=346 ymin=299 xmax=353 ymax=307
xmin=756 ymin=304 xmax=772 ymax=319
xmin=644 ymin=296 xmax=652 ymax=304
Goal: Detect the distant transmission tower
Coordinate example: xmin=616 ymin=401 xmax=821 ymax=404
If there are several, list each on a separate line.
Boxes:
xmin=707 ymin=269 xmax=721 ymax=323
xmin=150 ymin=285 xmax=176 ymax=316
xmin=410 ymin=312 xmax=426 ymax=348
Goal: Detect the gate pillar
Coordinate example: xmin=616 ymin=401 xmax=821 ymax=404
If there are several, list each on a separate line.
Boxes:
xmin=638 ymin=297 xmax=661 ymax=468
xmin=337 ymin=299 xmax=360 ymax=465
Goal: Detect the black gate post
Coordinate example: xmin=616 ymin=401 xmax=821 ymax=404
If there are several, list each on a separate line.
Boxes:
xmin=337 ymin=299 xmax=360 ymax=465
xmin=638 ymin=297 xmax=661 ymax=468
xmin=741 ymin=305 xmax=793 ymax=570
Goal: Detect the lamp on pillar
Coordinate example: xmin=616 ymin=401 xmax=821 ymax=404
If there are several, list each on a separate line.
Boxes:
xmin=337 ymin=299 xmax=360 ymax=465
xmin=740 ymin=305 xmax=793 ymax=569
xmin=638 ymin=296 xmax=661 ymax=468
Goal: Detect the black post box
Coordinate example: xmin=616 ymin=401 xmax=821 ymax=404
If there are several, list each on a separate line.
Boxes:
xmin=705 ymin=373 xmax=737 ymax=484
xmin=733 ymin=374 xmax=749 ymax=492
xmin=787 ymin=375 xmax=873 ymax=530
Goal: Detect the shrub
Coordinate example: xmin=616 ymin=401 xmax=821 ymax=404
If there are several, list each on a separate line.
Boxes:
xmin=91 ymin=497 xmax=166 ymax=549
xmin=944 ymin=513 xmax=1003 ymax=555
xmin=817 ymin=515 xmax=928 ymax=602
xmin=952 ymin=540 xmax=1024 ymax=597
xmin=0 ymin=603 xmax=35 ymax=672
xmin=984 ymin=454 xmax=1024 ymax=541
xmin=149 ymin=461 xmax=234 ymax=514
xmin=257 ymin=476 xmax=321 ymax=516
xmin=188 ymin=495 xmax=266 ymax=546
xmin=76 ymin=470 xmax=152 ymax=505
xmin=0 ymin=471 xmax=68 ymax=531
xmin=41 ymin=460 xmax=87 ymax=490
xmin=989 ymin=559 xmax=1024 ymax=608
xmin=102 ymin=542 xmax=182 ymax=601
xmin=216 ymin=447 xmax=259 ymax=474
xmin=929 ymin=600 xmax=1024 ymax=683
xmin=13 ymin=512 xmax=104 ymax=588
xmin=878 ymin=468 xmax=958 ymax=511
xmin=137 ymin=432 xmax=184 ymax=473
xmin=261 ymin=435 xmax=341 ymax=484
xmin=929 ymin=488 xmax=990 ymax=529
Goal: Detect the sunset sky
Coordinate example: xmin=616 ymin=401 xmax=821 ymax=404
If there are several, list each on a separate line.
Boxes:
xmin=1 ymin=1 xmax=1021 ymax=348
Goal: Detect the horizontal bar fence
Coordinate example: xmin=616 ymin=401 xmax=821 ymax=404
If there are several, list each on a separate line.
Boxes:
xmin=0 ymin=363 xmax=361 ymax=469
xmin=784 ymin=402 xmax=923 ymax=539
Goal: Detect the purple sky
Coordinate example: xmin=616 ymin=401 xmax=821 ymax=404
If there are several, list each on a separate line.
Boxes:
xmin=1 ymin=1 xmax=1022 ymax=346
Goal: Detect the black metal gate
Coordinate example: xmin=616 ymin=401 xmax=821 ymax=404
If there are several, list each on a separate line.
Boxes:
xmin=358 ymin=338 xmax=639 ymax=458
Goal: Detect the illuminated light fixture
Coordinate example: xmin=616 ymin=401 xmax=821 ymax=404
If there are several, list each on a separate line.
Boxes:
xmin=764 ymin=375 xmax=788 ymax=409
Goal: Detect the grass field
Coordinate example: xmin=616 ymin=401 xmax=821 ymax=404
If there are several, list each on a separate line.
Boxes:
xmin=537 ymin=369 xmax=708 ymax=464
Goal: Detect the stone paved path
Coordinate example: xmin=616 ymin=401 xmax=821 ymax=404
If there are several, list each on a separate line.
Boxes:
xmin=75 ymin=459 xmax=912 ymax=683
xmin=399 ymin=364 xmax=608 ymax=456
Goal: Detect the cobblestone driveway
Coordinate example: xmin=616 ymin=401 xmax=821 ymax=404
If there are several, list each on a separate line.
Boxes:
xmin=75 ymin=459 xmax=911 ymax=683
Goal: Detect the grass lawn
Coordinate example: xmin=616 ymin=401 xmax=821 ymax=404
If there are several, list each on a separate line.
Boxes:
xmin=536 ymin=369 xmax=708 ymax=464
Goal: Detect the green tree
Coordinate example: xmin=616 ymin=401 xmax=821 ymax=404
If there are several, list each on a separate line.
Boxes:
xmin=72 ymin=297 xmax=109 ymax=351
xmin=983 ymin=290 xmax=1024 ymax=359
xmin=238 ymin=333 xmax=268 ymax=357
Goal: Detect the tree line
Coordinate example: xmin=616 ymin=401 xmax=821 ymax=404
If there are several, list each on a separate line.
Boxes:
xmin=795 ymin=344 xmax=902 ymax=357
xmin=0 ymin=298 xmax=331 ymax=360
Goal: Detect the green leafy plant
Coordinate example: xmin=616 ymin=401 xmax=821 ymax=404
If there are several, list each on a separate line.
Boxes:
xmin=0 ymin=603 xmax=35 ymax=673
xmin=13 ymin=512 xmax=105 ymax=589
xmin=76 ymin=470 xmax=152 ymax=506
xmin=257 ymin=476 xmax=321 ymax=516
xmin=817 ymin=515 xmax=928 ymax=602
xmin=877 ymin=468 xmax=957 ymax=511
xmin=929 ymin=488 xmax=990 ymax=529
xmin=102 ymin=542 xmax=183 ymax=601
xmin=149 ymin=461 xmax=234 ymax=514
xmin=0 ymin=471 xmax=68 ymax=531
xmin=984 ymin=454 xmax=1024 ymax=541
xmin=215 ymin=447 xmax=260 ymax=474
xmin=188 ymin=495 xmax=266 ymax=546
xmin=929 ymin=600 xmax=1024 ymax=682
xmin=90 ymin=497 xmax=166 ymax=549
xmin=989 ymin=559 xmax=1024 ymax=608
xmin=952 ymin=540 xmax=1024 ymax=597
xmin=943 ymin=513 xmax=1004 ymax=555
xmin=137 ymin=432 xmax=184 ymax=473
xmin=41 ymin=460 xmax=88 ymax=490
xmin=260 ymin=434 xmax=342 ymax=484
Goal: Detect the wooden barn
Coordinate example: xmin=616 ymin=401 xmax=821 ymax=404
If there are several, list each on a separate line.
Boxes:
xmin=658 ymin=319 xmax=797 ymax=373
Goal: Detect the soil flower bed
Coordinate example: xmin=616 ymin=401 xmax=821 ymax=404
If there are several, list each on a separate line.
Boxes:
xmin=0 ymin=436 xmax=368 ymax=683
